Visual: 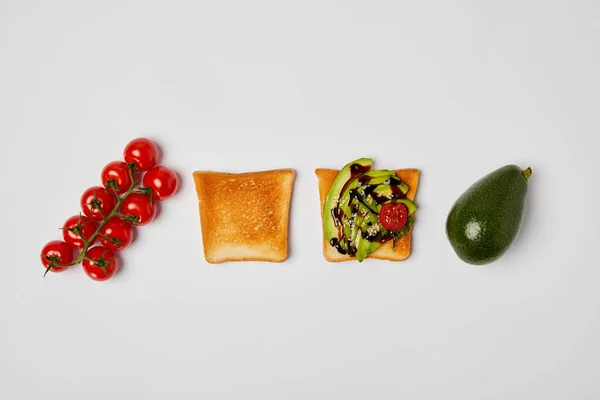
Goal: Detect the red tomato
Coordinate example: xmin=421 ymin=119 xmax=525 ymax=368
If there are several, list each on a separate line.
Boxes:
xmin=123 ymin=138 xmax=159 ymax=171
xmin=40 ymin=240 xmax=74 ymax=274
xmin=101 ymin=161 xmax=134 ymax=194
xmin=119 ymin=193 xmax=156 ymax=226
xmin=142 ymin=166 xmax=178 ymax=200
xmin=99 ymin=216 xmax=134 ymax=251
xmin=62 ymin=215 xmax=98 ymax=249
xmin=82 ymin=246 xmax=118 ymax=281
xmin=379 ymin=202 xmax=408 ymax=231
xmin=81 ymin=186 xmax=116 ymax=222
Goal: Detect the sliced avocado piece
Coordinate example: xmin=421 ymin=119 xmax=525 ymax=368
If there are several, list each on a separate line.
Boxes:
xmin=357 ymin=170 xmax=401 ymax=186
xmin=354 ymin=208 xmax=382 ymax=261
xmin=369 ymin=175 xmax=408 ymax=191
xmin=369 ymin=182 xmax=409 ymax=202
xmin=339 ymin=170 xmax=395 ymax=210
xmin=356 ymin=230 xmax=380 ymax=261
xmin=351 ymin=206 xmax=368 ymax=260
xmin=376 ymin=198 xmax=418 ymax=215
xmin=323 ymin=158 xmax=372 ymax=252
xmin=395 ymin=199 xmax=418 ymax=215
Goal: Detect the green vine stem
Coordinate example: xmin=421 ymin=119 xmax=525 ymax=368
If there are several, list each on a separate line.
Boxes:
xmin=46 ymin=164 xmax=140 ymax=273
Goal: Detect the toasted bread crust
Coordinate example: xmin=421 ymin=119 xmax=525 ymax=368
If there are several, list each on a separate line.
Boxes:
xmin=193 ymin=169 xmax=296 ymax=263
xmin=315 ymin=168 xmax=420 ymax=262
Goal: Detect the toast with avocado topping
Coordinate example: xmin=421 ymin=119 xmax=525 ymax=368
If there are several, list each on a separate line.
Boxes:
xmin=193 ymin=169 xmax=296 ymax=263
xmin=315 ymin=164 xmax=419 ymax=262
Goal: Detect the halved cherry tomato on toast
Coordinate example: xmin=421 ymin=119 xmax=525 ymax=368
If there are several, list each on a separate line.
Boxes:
xmin=379 ymin=202 xmax=408 ymax=231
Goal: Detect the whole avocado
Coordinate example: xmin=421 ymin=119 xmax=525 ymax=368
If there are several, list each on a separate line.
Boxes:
xmin=446 ymin=165 xmax=532 ymax=265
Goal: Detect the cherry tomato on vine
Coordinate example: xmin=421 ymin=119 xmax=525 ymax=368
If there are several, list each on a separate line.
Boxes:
xmin=119 ymin=193 xmax=156 ymax=226
xmin=40 ymin=240 xmax=74 ymax=274
xmin=101 ymin=161 xmax=134 ymax=194
xmin=62 ymin=215 xmax=97 ymax=249
xmin=80 ymin=186 xmax=116 ymax=222
xmin=123 ymin=138 xmax=158 ymax=171
xmin=82 ymin=246 xmax=118 ymax=281
xmin=99 ymin=216 xmax=134 ymax=251
xmin=379 ymin=202 xmax=408 ymax=231
xmin=142 ymin=166 xmax=178 ymax=200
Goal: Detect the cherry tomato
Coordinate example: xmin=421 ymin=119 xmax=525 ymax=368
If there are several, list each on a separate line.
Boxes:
xmin=40 ymin=240 xmax=74 ymax=273
xmin=62 ymin=215 xmax=98 ymax=249
xmin=101 ymin=161 xmax=134 ymax=194
xmin=81 ymin=186 xmax=116 ymax=222
xmin=119 ymin=193 xmax=156 ymax=226
xmin=82 ymin=246 xmax=118 ymax=281
xmin=142 ymin=166 xmax=178 ymax=200
xmin=123 ymin=138 xmax=159 ymax=171
xmin=379 ymin=202 xmax=408 ymax=231
xmin=99 ymin=216 xmax=134 ymax=251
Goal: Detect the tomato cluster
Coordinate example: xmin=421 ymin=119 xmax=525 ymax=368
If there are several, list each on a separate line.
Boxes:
xmin=40 ymin=138 xmax=179 ymax=281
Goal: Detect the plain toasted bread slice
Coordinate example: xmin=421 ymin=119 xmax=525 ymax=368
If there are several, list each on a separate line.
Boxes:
xmin=193 ymin=169 xmax=296 ymax=263
xmin=315 ymin=168 xmax=420 ymax=262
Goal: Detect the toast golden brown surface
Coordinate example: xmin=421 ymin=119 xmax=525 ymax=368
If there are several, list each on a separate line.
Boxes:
xmin=193 ymin=169 xmax=296 ymax=263
xmin=315 ymin=168 xmax=420 ymax=262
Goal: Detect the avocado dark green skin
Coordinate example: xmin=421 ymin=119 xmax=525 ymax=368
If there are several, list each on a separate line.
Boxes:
xmin=446 ymin=165 xmax=530 ymax=265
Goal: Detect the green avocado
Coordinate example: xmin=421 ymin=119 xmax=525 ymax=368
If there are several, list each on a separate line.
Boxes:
xmin=324 ymin=158 xmax=372 ymax=253
xmin=446 ymin=165 xmax=532 ymax=265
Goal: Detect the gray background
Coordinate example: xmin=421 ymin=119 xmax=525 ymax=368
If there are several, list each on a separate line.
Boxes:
xmin=2 ymin=0 xmax=599 ymax=399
